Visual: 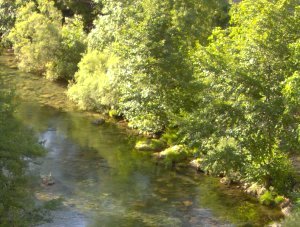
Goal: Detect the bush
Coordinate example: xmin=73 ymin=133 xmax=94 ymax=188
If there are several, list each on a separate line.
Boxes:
xmin=45 ymin=15 xmax=86 ymax=81
xmin=203 ymin=137 xmax=245 ymax=179
xmin=7 ymin=1 xmax=62 ymax=74
xmin=67 ymin=50 xmax=119 ymax=111
xmin=274 ymin=195 xmax=285 ymax=205
xmin=7 ymin=1 xmax=86 ymax=81
xmin=245 ymin=151 xmax=296 ymax=194
xmin=259 ymin=191 xmax=275 ymax=206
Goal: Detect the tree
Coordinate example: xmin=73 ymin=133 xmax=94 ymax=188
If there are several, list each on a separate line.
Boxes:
xmin=0 ymin=0 xmax=17 ymax=39
xmin=7 ymin=0 xmax=62 ymax=74
xmin=8 ymin=0 xmax=86 ymax=80
xmin=182 ymin=0 xmax=300 ymax=193
xmin=0 ymin=0 xmax=31 ymax=48
xmin=54 ymin=0 xmax=102 ymax=30
xmin=45 ymin=15 xmax=87 ymax=80
xmin=67 ymin=50 xmax=119 ymax=111
xmin=72 ymin=0 xmax=229 ymax=132
xmin=0 ymin=88 xmax=43 ymax=226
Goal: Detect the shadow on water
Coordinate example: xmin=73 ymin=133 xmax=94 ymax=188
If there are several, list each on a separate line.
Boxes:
xmin=0 ymin=53 xmax=283 ymax=226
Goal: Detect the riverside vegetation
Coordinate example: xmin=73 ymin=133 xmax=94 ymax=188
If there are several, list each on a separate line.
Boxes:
xmin=0 ymin=0 xmax=300 ymax=225
xmin=0 ymin=87 xmax=44 ymax=225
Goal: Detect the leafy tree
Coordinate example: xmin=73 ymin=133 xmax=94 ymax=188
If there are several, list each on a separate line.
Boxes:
xmin=181 ymin=0 xmax=300 ymax=193
xmin=0 ymin=0 xmax=17 ymax=39
xmin=116 ymin=0 xmax=229 ymax=132
xmin=0 ymin=0 xmax=32 ymax=49
xmin=7 ymin=0 xmax=62 ymax=74
xmin=45 ymin=15 xmax=87 ymax=80
xmin=0 ymin=88 xmax=43 ymax=226
xmin=67 ymin=50 xmax=119 ymax=111
xmin=8 ymin=0 xmax=86 ymax=80
xmin=73 ymin=0 xmax=229 ymax=132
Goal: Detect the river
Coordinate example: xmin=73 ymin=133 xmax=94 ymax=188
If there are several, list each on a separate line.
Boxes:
xmin=0 ymin=53 xmax=283 ymax=226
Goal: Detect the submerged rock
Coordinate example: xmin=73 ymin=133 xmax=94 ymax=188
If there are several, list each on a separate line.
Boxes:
xmin=91 ymin=118 xmax=105 ymax=126
xmin=41 ymin=172 xmax=55 ymax=186
xmin=220 ymin=177 xmax=232 ymax=185
xmin=183 ymin=200 xmax=193 ymax=207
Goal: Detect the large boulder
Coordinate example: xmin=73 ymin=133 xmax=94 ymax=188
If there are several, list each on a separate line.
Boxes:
xmin=41 ymin=173 xmax=55 ymax=186
xmin=190 ymin=158 xmax=203 ymax=171
xmin=135 ymin=139 xmax=166 ymax=152
xmin=159 ymin=145 xmax=190 ymax=166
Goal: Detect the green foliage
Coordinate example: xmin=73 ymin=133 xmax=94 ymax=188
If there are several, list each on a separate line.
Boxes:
xmin=259 ymin=191 xmax=275 ymax=206
xmin=0 ymin=0 xmax=17 ymax=41
xmin=274 ymin=195 xmax=285 ymax=205
xmin=54 ymin=0 xmax=102 ymax=30
xmin=135 ymin=139 xmax=166 ymax=152
xmin=45 ymin=15 xmax=86 ymax=80
xmin=8 ymin=0 xmax=62 ymax=74
xmin=67 ymin=50 xmax=119 ymax=111
xmin=161 ymin=128 xmax=180 ymax=146
xmin=258 ymin=191 xmax=286 ymax=207
xmin=80 ymin=0 xmax=229 ymax=133
xmin=8 ymin=0 xmax=86 ymax=80
xmin=180 ymin=0 xmax=300 ymax=194
xmin=0 ymin=89 xmax=44 ymax=226
xmin=160 ymin=145 xmax=190 ymax=167
xmin=0 ymin=0 xmax=14 ymax=32
xmin=108 ymin=109 xmax=119 ymax=118
xmin=0 ymin=0 xmax=30 ymax=42
xmin=202 ymin=137 xmax=244 ymax=180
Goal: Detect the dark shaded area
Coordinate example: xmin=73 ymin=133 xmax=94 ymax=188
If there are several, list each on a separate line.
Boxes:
xmin=54 ymin=0 xmax=103 ymax=30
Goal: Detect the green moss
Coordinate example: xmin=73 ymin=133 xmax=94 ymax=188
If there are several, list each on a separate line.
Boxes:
xmin=109 ymin=109 xmax=119 ymax=118
xmin=274 ymin=195 xmax=285 ymax=205
xmin=135 ymin=139 xmax=166 ymax=151
xmin=259 ymin=191 xmax=275 ymax=206
xmin=160 ymin=145 xmax=190 ymax=167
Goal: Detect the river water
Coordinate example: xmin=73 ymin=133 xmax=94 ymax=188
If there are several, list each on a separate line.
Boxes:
xmin=0 ymin=53 xmax=283 ymax=226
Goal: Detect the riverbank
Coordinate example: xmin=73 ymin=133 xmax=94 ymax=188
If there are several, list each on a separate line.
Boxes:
xmin=0 ymin=51 xmax=289 ymax=226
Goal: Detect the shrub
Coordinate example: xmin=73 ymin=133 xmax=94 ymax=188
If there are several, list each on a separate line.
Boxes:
xmin=203 ymin=137 xmax=245 ymax=179
xmin=259 ymin=191 xmax=275 ymax=206
xmin=67 ymin=50 xmax=119 ymax=111
xmin=45 ymin=15 xmax=86 ymax=81
xmin=7 ymin=1 xmax=62 ymax=74
xmin=274 ymin=195 xmax=285 ymax=205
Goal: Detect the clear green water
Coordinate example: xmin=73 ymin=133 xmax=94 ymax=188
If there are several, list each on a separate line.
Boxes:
xmin=0 ymin=53 xmax=283 ymax=226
